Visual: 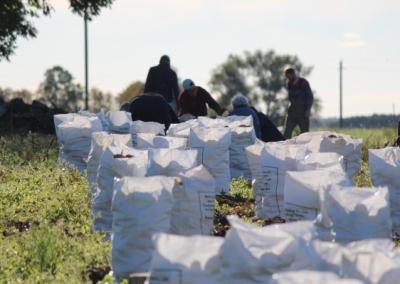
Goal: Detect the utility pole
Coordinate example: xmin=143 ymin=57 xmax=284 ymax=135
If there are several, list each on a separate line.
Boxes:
xmin=84 ymin=8 xmax=89 ymax=110
xmin=339 ymin=60 xmax=343 ymax=128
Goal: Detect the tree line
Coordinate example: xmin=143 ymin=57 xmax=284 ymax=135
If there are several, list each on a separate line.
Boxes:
xmin=2 ymin=1 xmax=323 ymax=125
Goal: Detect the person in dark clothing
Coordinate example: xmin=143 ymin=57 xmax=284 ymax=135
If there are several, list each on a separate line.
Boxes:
xmin=397 ymin=121 xmax=400 ymax=147
xmin=129 ymin=93 xmax=179 ymax=130
xmin=283 ymin=68 xmax=314 ymax=139
xmin=178 ymin=79 xmax=225 ymax=119
xmin=250 ymin=107 xmax=285 ymax=142
xmin=144 ymin=55 xmax=179 ymax=112
xmin=229 ymin=94 xmax=261 ymax=139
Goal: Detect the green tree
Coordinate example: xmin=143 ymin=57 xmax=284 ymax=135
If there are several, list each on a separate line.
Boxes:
xmin=90 ymin=87 xmax=114 ymax=112
xmin=117 ymin=81 xmax=144 ymax=104
xmin=0 ymin=87 xmax=34 ymax=103
xmin=209 ymin=50 xmax=320 ymax=125
xmin=38 ymin=66 xmax=83 ymax=112
xmin=0 ymin=0 xmax=114 ymax=61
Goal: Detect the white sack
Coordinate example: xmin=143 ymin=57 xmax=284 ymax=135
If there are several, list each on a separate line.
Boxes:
xmin=290 ymin=238 xmax=395 ymax=276
xmin=188 ymin=126 xmax=232 ymax=194
xmin=342 ymin=239 xmax=399 ymax=284
xmin=284 ymin=170 xmax=352 ymax=222
xmin=112 ymin=176 xmax=176 ymax=279
xmin=288 ymin=131 xmax=362 ymax=178
xmin=54 ymin=113 xmax=78 ymax=141
xmin=167 ymin=119 xmax=201 ymax=138
xmin=221 ymin=216 xmax=315 ymax=284
xmin=171 ymin=165 xmax=216 ymax=235
xmin=271 ymin=270 xmax=363 ymax=284
xmin=135 ymin=133 xmax=187 ymax=150
xmin=147 ymin=149 xmax=200 ymax=177
xmin=369 ymin=147 xmax=400 ymax=235
xmin=246 ymin=141 xmax=308 ymax=218
xmin=86 ymin=132 xmax=132 ymax=196
xmin=227 ymin=116 xmax=256 ymax=181
xmin=197 ymin=116 xmax=225 ymax=127
xmin=316 ymin=185 xmax=392 ymax=242
xmin=296 ymin=152 xmax=346 ymax=172
xmin=148 ymin=233 xmax=224 ymax=284
xmin=131 ymin=120 xmax=165 ymax=136
xmin=92 ymin=143 xmax=148 ymax=232
xmin=106 ymin=110 xmax=132 ymax=133
xmin=56 ymin=115 xmax=102 ymax=171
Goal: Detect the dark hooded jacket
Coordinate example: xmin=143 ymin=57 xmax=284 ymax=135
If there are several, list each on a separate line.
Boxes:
xmin=144 ymin=63 xmax=179 ymax=103
xmin=129 ymin=93 xmax=179 ymax=130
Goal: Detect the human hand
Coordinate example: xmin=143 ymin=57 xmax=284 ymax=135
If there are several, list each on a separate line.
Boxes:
xmin=304 ymin=110 xmax=311 ymax=117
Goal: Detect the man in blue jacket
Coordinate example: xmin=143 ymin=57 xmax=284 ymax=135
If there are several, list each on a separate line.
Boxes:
xmin=283 ymin=68 xmax=314 ymax=139
xmin=229 ymin=94 xmax=262 ymax=139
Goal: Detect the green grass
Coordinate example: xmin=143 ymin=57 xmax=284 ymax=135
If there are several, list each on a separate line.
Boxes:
xmin=0 ymin=134 xmax=110 ymax=283
xmin=0 ymin=128 xmax=397 ymax=282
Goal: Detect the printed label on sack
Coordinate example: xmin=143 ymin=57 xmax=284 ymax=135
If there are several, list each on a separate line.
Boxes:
xmin=150 ymin=269 xmax=182 ymax=284
xmin=198 ymin=191 xmax=215 ymax=234
xmin=284 ymin=202 xmax=318 ymax=222
xmin=255 ymin=166 xmax=285 ymax=217
xmin=261 ymin=166 xmax=279 ymax=192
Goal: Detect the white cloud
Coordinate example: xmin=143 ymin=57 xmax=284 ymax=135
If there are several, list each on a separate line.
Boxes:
xmin=339 ymin=33 xmax=366 ymax=48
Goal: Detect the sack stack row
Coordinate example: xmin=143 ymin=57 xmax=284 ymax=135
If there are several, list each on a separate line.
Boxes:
xmin=145 ymin=216 xmax=399 ymax=283
xmin=54 ymin=112 xmax=400 ymax=283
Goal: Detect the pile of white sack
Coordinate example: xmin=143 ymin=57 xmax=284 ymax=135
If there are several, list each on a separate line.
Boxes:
xmin=145 ymin=216 xmax=400 ymax=284
xmin=54 ymin=111 xmax=400 ymax=283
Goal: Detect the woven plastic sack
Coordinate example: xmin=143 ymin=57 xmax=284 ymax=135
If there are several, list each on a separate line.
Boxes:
xmin=246 ymin=141 xmax=308 ymax=218
xmin=135 ymin=133 xmax=187 ymax=150
xmin=284 ymin=170 xmax=352 ymax=222
xmin=147 ymin=149 xmax=200 ymax=177
xmin=87 ymin=132 xmax=132 ymax=196
xmin=271 ymin=270 xmax=363 ymax=284
xmin=131 ymin=120 xmax=166 ymax=136
xmin=106 ymin=110 xmax=132 ymax=133
xmin=167 ymin=119 xmax=201 ymax=138
xmin=56 ymin=115 xmax=102 ymax=171
xmin=92 ymin=143 xmax=148 ymax=232
xmin=291 ymin=238 xmax=395 ymax=276
xmin=188 ymin=126 xmax=232 ymax=194
xmin=316 ymin=185 xmax=392 ymax=242
xmin=172 ymin=165 xmax=216 ymax=235
xmin=221 ymin=216 xmax=315 ymax=284
xmin=341 ymin=239 xmax=400 ymax=284
xmin=369 ymin=147 xmax=400 ymax=235
xmin=287 ymin=131 xmax=362 ymax=178
xmin=296 ymin=152 xmax=346 ymax=172
xmin=226 ymin=116 xmax=256 ymax=181
xmin=148 ymin=233 xmax=224 ymax=284
xmin=111 ymin=176 xmax=177 ymax=279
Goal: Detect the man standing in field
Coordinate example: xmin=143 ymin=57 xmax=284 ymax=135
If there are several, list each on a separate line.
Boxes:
xmin=283 ymin=68 xmax=314 ymax=139
xmin=144 ymin=55 xmax=180 ymax=112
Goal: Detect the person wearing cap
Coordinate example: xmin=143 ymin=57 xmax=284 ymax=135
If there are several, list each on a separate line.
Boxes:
xmin=229 ymin=94 xmax=261 ymax=138
xmin=144 ymin=55 xmax=180 ymax=112
xmin=178 ymin=79 xmax=225 ymax=120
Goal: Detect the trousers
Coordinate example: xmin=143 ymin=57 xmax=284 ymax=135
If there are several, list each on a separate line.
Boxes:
xmin=284 ymin=114 xmax=310 ymax=139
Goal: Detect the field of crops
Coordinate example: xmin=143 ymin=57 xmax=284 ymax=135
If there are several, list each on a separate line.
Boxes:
xmin=0 ymin=128 xmax=397 ymax=283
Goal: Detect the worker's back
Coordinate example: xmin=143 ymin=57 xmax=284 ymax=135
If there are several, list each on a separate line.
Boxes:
xmin=129 ymin=93 xmax=178 ymax=129
xmin=144 ymin=63 xmax=178 ymax=103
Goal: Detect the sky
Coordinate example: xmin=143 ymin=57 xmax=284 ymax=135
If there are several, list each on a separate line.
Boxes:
xmin=1 ymin=0 xmax=399 ymax=117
